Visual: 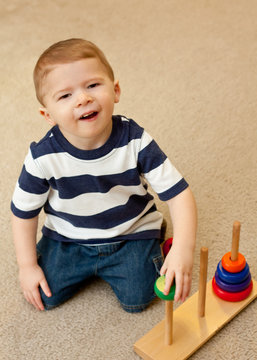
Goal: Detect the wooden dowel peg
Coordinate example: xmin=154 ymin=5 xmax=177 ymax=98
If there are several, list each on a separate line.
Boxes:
xmin=198 ymin=247 xmax=208 ymax=317
xmin=165 ymin=300 xmax=173 ymax=345
xmin=231 ymin=221 xmax=241 ymax=261
xmin=154 ymin=276 xmax=176 ymax=346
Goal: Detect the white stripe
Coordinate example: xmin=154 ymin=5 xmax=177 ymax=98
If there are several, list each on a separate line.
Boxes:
xmin=12 ymin=183 xmax=49 ymax=211
xmin=79 ymin=240 xmax=124 ymax=247
xmin=144 ymin=158 xmax=182 ymax=194
xmin=24 ymin=150 xmax=45 ymax=179
xmin=44 ymin=198 xmax=156 ymax=240
xmin=122 ymin=210 xmax=163 ymax=235
xmin=48 ymin=184 xmax=147 ymax=216
xmin=36 ymin=138 xmax=143 ymax=180
xmin=86 ymin=211 xmax=163 ymax=245
xmin=140 ymin=130 xmax=153 ymax=152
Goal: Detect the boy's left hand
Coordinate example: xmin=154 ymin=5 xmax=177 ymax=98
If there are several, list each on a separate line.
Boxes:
xmin=160 ymin=242 xmax=194 ymax=302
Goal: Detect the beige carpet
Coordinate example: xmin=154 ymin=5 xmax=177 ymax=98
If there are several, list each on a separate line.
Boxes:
xmin=1 ymin=0 xmax=257 ymax=359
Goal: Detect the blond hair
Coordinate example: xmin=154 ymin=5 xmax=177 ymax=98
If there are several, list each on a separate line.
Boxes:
xmin=33 ymin=38 xmax=115 ymax=105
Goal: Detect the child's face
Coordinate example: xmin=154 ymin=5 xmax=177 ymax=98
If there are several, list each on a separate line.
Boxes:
xmin=40 ymin=58 xmax=120 ymax=150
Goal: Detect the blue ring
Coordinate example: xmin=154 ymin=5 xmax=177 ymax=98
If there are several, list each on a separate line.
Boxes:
xmin=217 ymin=261 xmax=249 ymax=284
xmin=215 ymin=271 xmax=251 ymax=292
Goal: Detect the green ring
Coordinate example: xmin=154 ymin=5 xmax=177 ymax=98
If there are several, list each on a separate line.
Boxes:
xmin=154 ymin=275 xmax=176 ymax=301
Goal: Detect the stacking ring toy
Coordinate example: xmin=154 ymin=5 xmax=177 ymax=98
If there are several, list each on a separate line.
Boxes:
xmin=154 ymin=275 xmax=176 ymax=301
xmin=212 ymin=277 xmax=253 ymax=302
xmin=162 ymin=238 xmax=173 ymax=258
xmin=217 ymin=261 xmax=250 ymax=284
xmin=215 ymin=271 xmax=252 ymax=293
xmin=222 ymin=252 xmax=246 ymax=273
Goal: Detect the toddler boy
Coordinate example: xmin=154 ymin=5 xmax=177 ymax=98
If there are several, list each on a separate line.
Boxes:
xmin=11 ymin=38 xmax=197 ymax=312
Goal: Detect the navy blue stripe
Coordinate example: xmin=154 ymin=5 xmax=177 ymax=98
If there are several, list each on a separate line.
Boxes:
xmin=42 ymin=227 xmax=161 ymax=244
xmin=138 ymin=140 xmax=167 ymax=174
xmin=118 ymin=117 xmax=144 ymax=147
xmin=31 ymin=129 xmax=65 ymax=159
xmin=51 ymin=117 xmax=121 ymax=160
xmin=44 ymin=193 xmax=154 ymax=229
xmin=158 ymin=178 xmax=189 ymax=201
xmin=18 ymin=166 xmax=49 ymax=194
xmin=11 ymin=202 xmax=42 ymax=219
xmin=31 ymin=116 xmax=144 ymax=161
xmin=48 ymin=168 xmax=141 ymax=198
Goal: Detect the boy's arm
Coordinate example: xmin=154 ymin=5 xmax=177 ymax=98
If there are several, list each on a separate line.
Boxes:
xmin=12 ymin=214 xmax=51 ymax=311
xmin=160 ymin=187 xmax=197 ymax=302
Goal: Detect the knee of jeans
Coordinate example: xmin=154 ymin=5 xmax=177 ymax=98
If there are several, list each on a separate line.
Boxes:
xmin=39 ymin=289 xmax=59 ymax=310
xmin=121 ymin=301 xmax=153 ymax=313
xmin=39 ymin=287 xmax=74 ymax=310
xmin=42 ymin=303 xmax=57 ymax=311
xmin=116 ymin=253 xmax=163 ymax=306
xmin=114 ymin=275 xmax=159 ymax=311
xmin=119 ymin=280 xmax=159 ymax=313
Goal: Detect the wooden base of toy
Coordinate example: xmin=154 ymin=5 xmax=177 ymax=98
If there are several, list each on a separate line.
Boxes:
xmin=134 ymin=278 xmax=257 ymax=360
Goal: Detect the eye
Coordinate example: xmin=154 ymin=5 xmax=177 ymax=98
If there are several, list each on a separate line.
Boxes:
xmin=88 ymin=83 xmax=100 ymax=89
xmin=59 ymin=93 xmax=71 ymax=100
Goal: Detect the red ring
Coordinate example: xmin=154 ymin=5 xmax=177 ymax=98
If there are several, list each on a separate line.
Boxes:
xmin=222 ymin=252 xmax=246 ymax=273
xmin=212 ymin=277 xmax=253 ymax=302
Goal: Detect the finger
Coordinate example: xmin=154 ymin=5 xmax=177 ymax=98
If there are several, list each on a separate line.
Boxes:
xmin=40 ymin=278 xmax=52 ymax=298
xmin=181 ymin=274 xmax=192 ymax=302
xmin=160 ymin=266 xmax=166 ymax=276
xmin=174 ymin=273 xmax=183 ymax=302
xmin=32 ymin=289 xmax=45 ymax=311
xmin=164 ymin=271 xmax=175 ymax=295
xmin=23 ymin=291 xmax=32 ymax=305
xmin=160 ymin=260 xmax=168 ymax=276
xmin=25 ymin=291 xmax=41 ymax=311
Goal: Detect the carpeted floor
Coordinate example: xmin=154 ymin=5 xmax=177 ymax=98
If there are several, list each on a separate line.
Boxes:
xmin=1 ymin=1 xmax=257 ymax=359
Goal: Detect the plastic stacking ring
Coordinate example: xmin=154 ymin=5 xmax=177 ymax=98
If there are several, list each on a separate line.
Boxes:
xmin=222 ymin=252 xmax=246 ymax=273
xmin=215 ymin=271 xmax=252 ymax=293
xmin=154 ymin=275 xmax=176 ymax=301
xmin=212 ymin=277 xmax=253 ymax=302
xmin=162 ymin=238 xmax=173 ymax=258
xmin=217 ymin=261 xmax=249 ymax=284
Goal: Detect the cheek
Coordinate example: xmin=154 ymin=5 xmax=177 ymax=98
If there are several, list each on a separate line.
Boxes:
xmin=52 ymin=104 xmax=71 ymax=118
xmin=101 ymin=93 xmax=117 ymax=110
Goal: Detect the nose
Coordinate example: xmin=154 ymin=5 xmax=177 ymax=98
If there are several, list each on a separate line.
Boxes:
xmin=76 ymin=91 xmax=93 ymax=107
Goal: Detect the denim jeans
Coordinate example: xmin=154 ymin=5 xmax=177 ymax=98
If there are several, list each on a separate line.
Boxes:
xmin=37 ymin=236 xmax=163 ymax=312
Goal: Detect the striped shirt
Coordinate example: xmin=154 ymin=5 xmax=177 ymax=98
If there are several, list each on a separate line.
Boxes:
xmin=11 ymin=115 xmax=188 ymax=245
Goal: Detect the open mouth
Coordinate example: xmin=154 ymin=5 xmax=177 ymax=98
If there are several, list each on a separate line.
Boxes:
xmin=79 ymin=111 xmax=98 ymax=120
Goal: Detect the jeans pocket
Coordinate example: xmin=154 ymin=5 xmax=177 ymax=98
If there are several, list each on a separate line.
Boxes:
xmin=153 ymin=255 xmax=164 ymax=276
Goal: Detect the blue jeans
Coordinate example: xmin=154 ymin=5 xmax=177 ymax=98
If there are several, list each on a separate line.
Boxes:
xmin=36 ymin=236 xmax=163 ymax=312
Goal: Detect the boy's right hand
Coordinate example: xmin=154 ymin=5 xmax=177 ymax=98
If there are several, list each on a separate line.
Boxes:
xmin=19 ymin=264 xmax=52 ymax=311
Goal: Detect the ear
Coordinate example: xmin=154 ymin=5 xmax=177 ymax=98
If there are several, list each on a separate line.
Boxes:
xmin=39 ymin=108 xmax=56 ymax=126
xmin=114 ymin=80 xmax=121 ymax=104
